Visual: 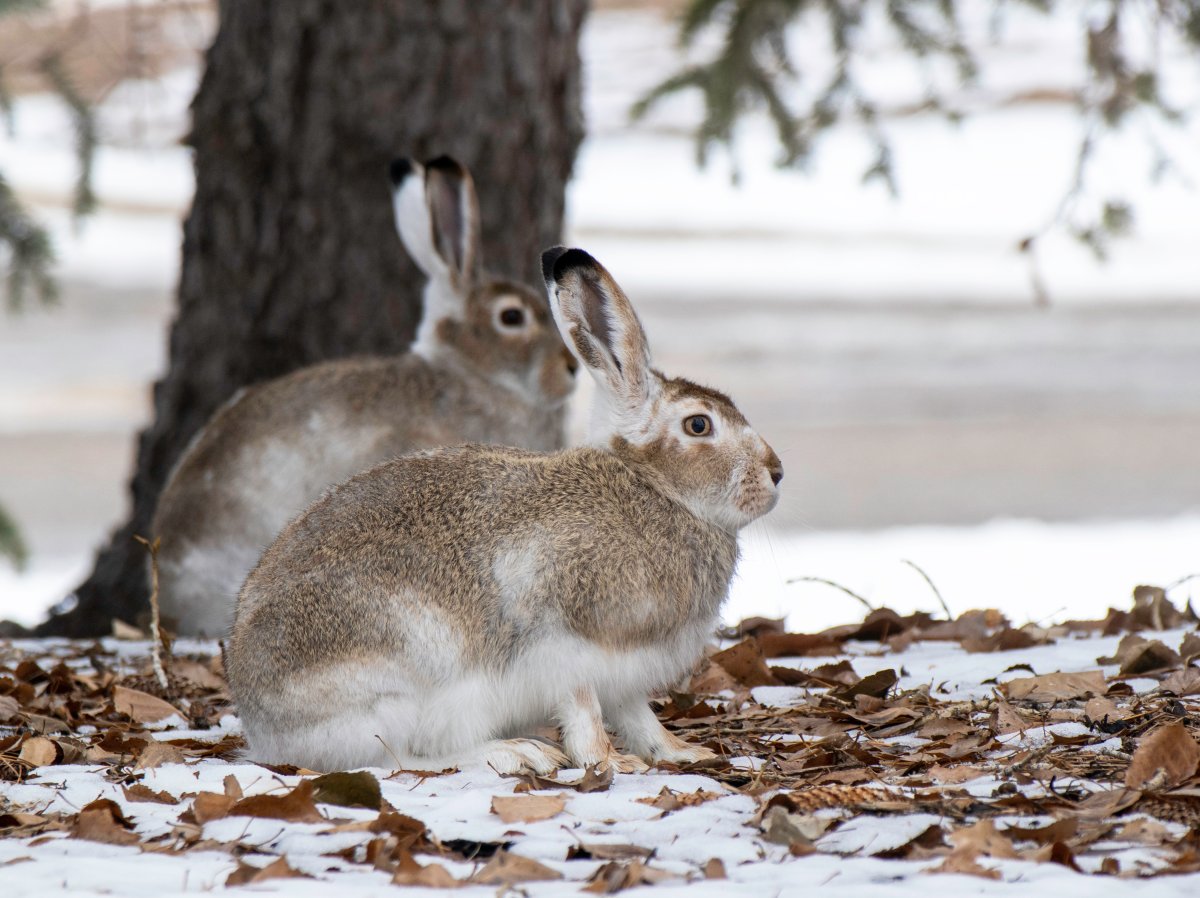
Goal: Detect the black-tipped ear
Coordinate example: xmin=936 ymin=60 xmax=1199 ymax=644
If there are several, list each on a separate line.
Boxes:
xmin=541 ymin=245 xmax=569 ymax=285
xmin=389 ymin=157 xmax=416 ymax=188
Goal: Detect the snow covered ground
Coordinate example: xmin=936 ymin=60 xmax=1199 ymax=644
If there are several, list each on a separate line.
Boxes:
xmin=0 ymin=3 xmax=1197 ymax=628
xmin=5 ymin=610 xmax=1200 ymax=896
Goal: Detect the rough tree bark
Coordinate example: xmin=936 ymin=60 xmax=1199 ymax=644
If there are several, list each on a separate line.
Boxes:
xmin=38 ymin=0 xmax=587 ymax=635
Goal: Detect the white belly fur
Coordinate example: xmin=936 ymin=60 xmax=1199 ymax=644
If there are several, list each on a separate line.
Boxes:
xmin=239 ymin=616 xmax=717 ymax=771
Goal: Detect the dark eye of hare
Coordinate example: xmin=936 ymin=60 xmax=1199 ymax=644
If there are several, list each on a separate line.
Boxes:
xmin=498 ymin=307 xmax=525 ymax=328
xmin=683 ymin=414 xmax=713 ymax=437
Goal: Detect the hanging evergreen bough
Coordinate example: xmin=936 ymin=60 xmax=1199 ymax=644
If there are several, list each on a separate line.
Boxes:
xmin=0 ymin=498 xmax=29 ymax=571
xmin=0 ymin=172 xmax=56 ymax=311
xmin=637 ymin=0 xmax=1200 ymax=284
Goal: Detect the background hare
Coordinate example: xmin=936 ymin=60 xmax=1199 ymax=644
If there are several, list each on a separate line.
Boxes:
xmin=152 ymin=157 xmax=577 ymax=637
xmin=227 ymin=246 xmax=782 ymax=774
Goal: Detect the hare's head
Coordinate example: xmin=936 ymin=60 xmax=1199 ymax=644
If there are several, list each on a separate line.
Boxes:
xmin=542 ymin=247 xmax=782 ymax=532
xmin=391 ymin=156 xmax=576 ymax=405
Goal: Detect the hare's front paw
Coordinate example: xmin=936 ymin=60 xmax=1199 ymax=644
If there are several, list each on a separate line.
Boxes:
xmin=596 ymin=751 xmax=649 ymax=774
xmin=481 ymin=738 xmax=568 ymax=775
xmin=652 ymin=739 xmax=715 ymax=763
xmin=651 ymin=733 xmax=717 ymax=765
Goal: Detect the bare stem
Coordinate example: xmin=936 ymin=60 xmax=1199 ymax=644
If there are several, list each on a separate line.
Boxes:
xmin=901 ymin=558 xmax=953 ymax=620
xmin=134 ymin=534 xmax=169 ymax=691
xmin=787 ymin=575 xmax=875 ymax=612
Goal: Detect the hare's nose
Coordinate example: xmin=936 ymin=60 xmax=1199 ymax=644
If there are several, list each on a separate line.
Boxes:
xmin=562 ymin=348 xmax=579 ymax=376
xmin=770 ymin=467 xmax=783 ymax=487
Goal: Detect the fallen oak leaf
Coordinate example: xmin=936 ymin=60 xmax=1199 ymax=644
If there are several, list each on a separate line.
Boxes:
xmin=72 ymin=798 xmax=139 ymax=846
xmin=583 ymin=859 xmax=677 ymax=894
xmin=709 ymin=639 xmax=779 ymax=687
xmin=311 ymin=770 xmax=381 ymax=810
xmin=135 ymin=742 xmax=187 ymax=770
xmin=1098 ymin=634 xmax=1182 ymax=675
xmin=122 ymin=783 xmax=178 ymax=805
xmin=391 ymin=850 xmax=462 ymax=888
xmin=829 ymin=669 xmax=897 ymax=702
xmin=490 ymin=793 xmax=566 ymax=824
xmin=186 ymin=791 xmax=234 ymax=825
xmin=1002 ymin=671 xmax=1106 ymax=703
xmin=470 ymin=849 xmax=562 ymax=885
xmin=566 ymin=843 xmax=655 ymax=861
xmin=224 ymin=856 xmax=310 ymax=885
xmin=226 ymin=779 xmax=324 ymax=823
xmin=636 ymin=787 xmax=723 ymax=815
xmin=17 ymin=737 xmax=59 ymax=768
xmin=112 ymin=685 xmax=180 ymax=724
xmin=1125 ymin=722 xmax=1200 ymax=790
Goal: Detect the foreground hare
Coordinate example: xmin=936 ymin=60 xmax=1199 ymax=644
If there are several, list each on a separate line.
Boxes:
xmin=227 ymin=247 xmax=783 ymax=774
xmin=153 ymin=156 xmax=576 ymax=637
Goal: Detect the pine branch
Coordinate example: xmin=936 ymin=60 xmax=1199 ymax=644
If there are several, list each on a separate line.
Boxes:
xmin=0 ymin=173 xmax=56 ymax=310
xmin=39 ymin=52 xmax=97 ymax=219
xmin=0 ymin=501 xmax=29 ymax=572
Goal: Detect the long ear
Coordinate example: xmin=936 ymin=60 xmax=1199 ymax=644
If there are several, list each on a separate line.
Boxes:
xmin=542 ymin=247 xmax=653 ymax=410
xmin=390 ymin=155 xmax=480 ymax=290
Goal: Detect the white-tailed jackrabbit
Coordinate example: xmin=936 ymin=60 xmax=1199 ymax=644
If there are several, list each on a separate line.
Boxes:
xmin=152 ymin=157 xmax=577 ymax=637
xmin=226 ymin=247 xmax=783 ymax=774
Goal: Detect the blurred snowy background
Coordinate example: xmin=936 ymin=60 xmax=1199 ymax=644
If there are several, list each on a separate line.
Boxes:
xmin=1 ymin=0 xmax=1197 ymax=631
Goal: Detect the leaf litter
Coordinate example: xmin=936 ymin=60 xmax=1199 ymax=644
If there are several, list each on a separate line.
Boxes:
xmin=2 ymin=584 xmax=1200 ymax=892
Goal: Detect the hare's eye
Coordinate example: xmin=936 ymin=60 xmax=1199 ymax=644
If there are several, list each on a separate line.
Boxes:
xmin=498 ymin=307 xmax=525 ymax=328
xmin=683 ymin=414 xmax=713 ymax=437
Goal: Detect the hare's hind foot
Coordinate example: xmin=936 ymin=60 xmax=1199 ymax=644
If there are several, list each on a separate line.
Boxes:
xmin=477 ymin=738 xmax=568 ymax=775
xmin=606 ymin=697 xmax=716 ymax=765
xmin=558 ymin=686 xmax=648 ymax=774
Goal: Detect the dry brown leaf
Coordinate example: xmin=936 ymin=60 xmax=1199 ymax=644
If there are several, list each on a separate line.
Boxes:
xmin=1114 ymin=818 xmax=1176 ymax=846
xmin=391 ymin=851 xmax=462 ymax=888
xmin=224 ymin=856 xmax=310 ymax=885
xmin=470 ymin=850 xmax=562 ymax=885
xmin=928 ymin=764 xmax=987 ymax=785
xmin=490 ymin=793 xmax=566 ymax=824
xmin=758 ymin=632 xmax=844 ymax=658
xmin=170 ymin=657 xmax=227 ymax=691
xmin=1084 ymin=695 xmax=1122 ymax=721
xmin=1002 ymin=817 xmax=1077 ymax=845
xmin=1002 ymin=670 xmax=1106 ymax=703
xmin=226 ymin=779 xmax=325 ymax=823
xmin=1125 ymin=722 xmax=1200 ymax=789
xmin=926 ymin=852 xmax=1001 ymax=880
xmin=1098 ymin=634 xmax=1182 ymax=675
xmin=948 ymin=819 xmax=1018 ymax=859
xmin=122 ymin=783 xmax=178 ymax=804
xmin=189 ymin=791 xmax=234 ymax=824
xmin=703 ymin=858 xmax=727 ymax=879
xmin=72 ymin=798 xmax=139 ymax=846
xmin=991 ymin=698 xmax=1031 ymax=735
xmin=222 ymin=774 xmax=243 ymax=800
xmin=136 ymin=741 xmax=187 ymax=769
xmin=710 ymin=640 xmax=779 ymax=687
xmin=0 ymin=695 xmax=19 ymax=722
xmin=567 ymin=843 xmax=655 ymax=862
xmin=761 ymin=806 xmax=832 ymax=846
xmin=1160 ymin=668 xmax=1200 ymax=696
xmin=112 ymin=685 xmax=180 ymax=724
xmin=830 ymin=669 xmax=897 ymax=702
xmin=583 ymin=859 xmax=676 ymax=893
xmin=636 ymin=787 xmax=723 ymax=814
xmin=17 ymin=737 xmax=59 ymax=768
xmin=311 ymin=770 xmax=381 ymax=810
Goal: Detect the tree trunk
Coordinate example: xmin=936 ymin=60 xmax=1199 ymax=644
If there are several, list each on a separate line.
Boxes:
xmin=38 ymin=0 xmax=587 ymax=635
